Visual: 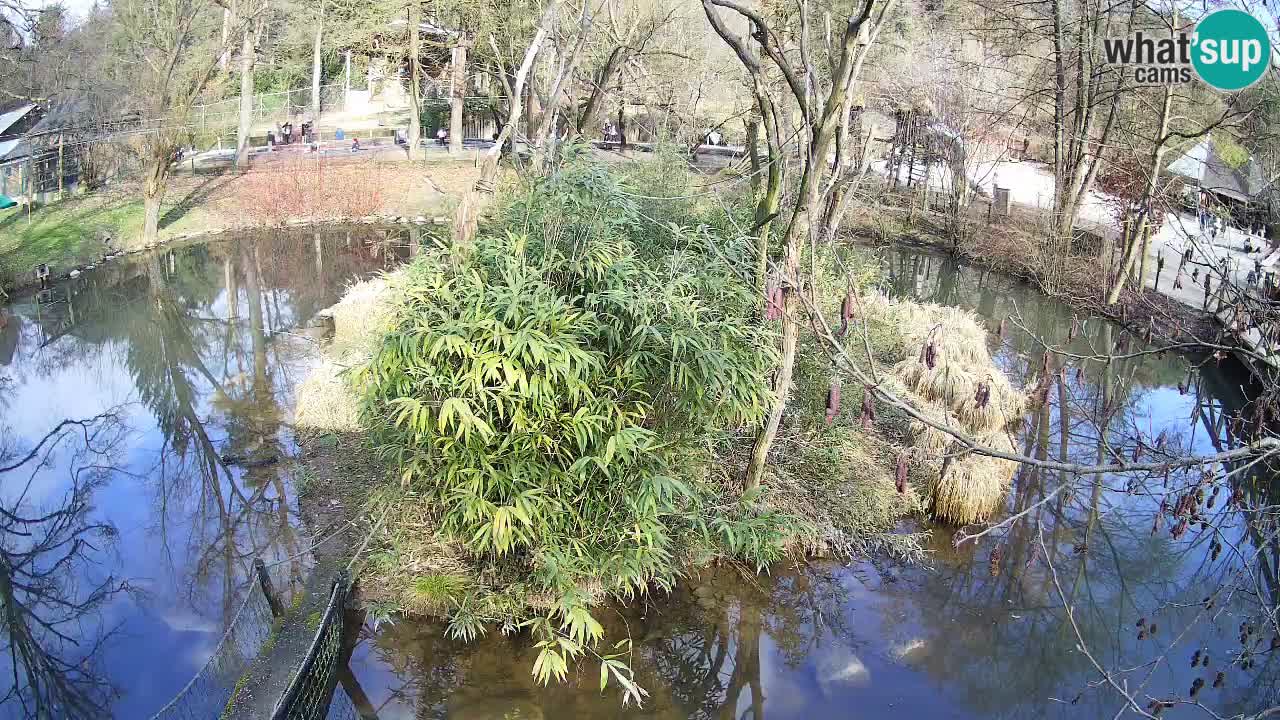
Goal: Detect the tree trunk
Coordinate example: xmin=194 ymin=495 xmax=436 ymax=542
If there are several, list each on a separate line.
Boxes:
xmin=755 ymin=158 xmax=781 ymax=295
xmin=1106 ymin=78 xmax=1174 ymax=304
xmin=575 ymin=46 xmax=624 ymax=137
xmin=449 ymin=42 xmax=467 ymax=154
xmin=236 ymin=25 xmax=255 ymax=168
xmin=407 ymin=1 xmax=422 ymax=160
xmin=142 ymin=154 xmax=170 ymax=244
xmin=531 ymin=2 xmax=592 ymax=172
xmin=310 ymin=5 xmax=323 ymax=124
xmin=453 ymin=3 xmax=556 ymax=249
xmin=617 ymin=105 xmax=626 ymax=151
xmin=220 ymin=8 xmax=232 ymax=70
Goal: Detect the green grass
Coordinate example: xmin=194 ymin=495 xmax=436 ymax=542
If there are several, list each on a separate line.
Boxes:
xmin=0 ymin=196 xmax=144 ymax=286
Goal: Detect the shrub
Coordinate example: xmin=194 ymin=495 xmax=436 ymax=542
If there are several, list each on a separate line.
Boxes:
xmin=357 ymin=158 xmax=785 ymax=696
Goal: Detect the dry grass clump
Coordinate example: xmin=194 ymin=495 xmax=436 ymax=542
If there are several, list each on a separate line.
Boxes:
xmin=293 ymin=273 xmax=402 ymax=431
xmin=358 ymin=498 xmax=478 ymax=613
xmin=294 ymin=361 xmax=361 ymax=431
xmin=330 ymin=276 xmax=397 ymax=356
xmin=762 ymin=409 xmax=926 ymax=562
xmin=879 ymin=294 xmax=1026 ymax=525
xmin=926 ymin=432 xmax=1017 ymax=525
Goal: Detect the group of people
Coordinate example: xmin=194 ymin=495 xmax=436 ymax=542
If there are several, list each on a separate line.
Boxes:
xmin=267 ymin=118 xmax=316 ymax=150
xmin=602 ymin=122 xmax=624 ymax=143
xmin=1197 ymin=206 xmax=1269 ymax=248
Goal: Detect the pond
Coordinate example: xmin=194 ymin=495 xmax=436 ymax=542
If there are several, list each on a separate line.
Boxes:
xmin=2 ymin=239 xmax=1276 ymax=719
xmin=337 ymin=246 xmax=1277 ymax=719
xmin=0 ymin=225 xmax=430 ymax=719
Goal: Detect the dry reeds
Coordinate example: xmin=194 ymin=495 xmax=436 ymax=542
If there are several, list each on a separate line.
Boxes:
xmin=881 ymin=294 xmax=1027 ymax=525
xmin=924 ymin=433 xmax=1018 ymax=525
xmin=293 ymin=274 xmax=400 ymax=431
xmin=330 ymin=276 xmax=396 ymax=354
xmin=294 ymin=360 xmax=361 ymax=431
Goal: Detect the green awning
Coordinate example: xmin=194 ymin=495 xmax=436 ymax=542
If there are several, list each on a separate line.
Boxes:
xmin=0 ymin=194 xmax=15 ymax=209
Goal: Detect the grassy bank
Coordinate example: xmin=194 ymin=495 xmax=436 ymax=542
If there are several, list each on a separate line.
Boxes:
xmin=291 ymin=153 xmax=1026 ymax=699
xmin=0 ymin=193 xmax=144 ymax=285
xmin=0 ymin=156 xmax=478 ymax=293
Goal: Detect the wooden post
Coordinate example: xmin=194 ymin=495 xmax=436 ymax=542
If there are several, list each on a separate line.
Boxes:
xmin=57 ymin=134 xmax=65 ymax=196
xmin=254 ymin=558 xmax=285 ymax=618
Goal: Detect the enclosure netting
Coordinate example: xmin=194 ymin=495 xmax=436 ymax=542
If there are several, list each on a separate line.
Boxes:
xmin=270 ymin=572 xmax=352 ymax=720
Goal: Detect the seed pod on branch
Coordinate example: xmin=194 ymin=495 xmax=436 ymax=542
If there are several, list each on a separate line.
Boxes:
xmin=860 ymin=387 xmax=876 ymax=430
xmin=1068 ymin=315 xmax=1078 ymax=342
xmin=974 ymin=381 xmax=990 ymax=409
xmin=989 ymin=544 xmax=1004 ymax=577
xmin=895 ymin=453 xmax=909 ymax=494
xmin=998 ymin=318 xmax=1007 ymax=338
xmin=764 ymin=281 xmax=783 ymax=321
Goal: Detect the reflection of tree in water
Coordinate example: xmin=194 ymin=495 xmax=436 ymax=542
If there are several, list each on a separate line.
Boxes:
xmin=0 ymin=413 xmax=129 ymax=720
xmin=0 ymin=227 xmax=415 ymax=718
xmin=364 ymin=564 xmax=855 ymax=719
xmin=874 ymin=246 xmax=1280 ymax=718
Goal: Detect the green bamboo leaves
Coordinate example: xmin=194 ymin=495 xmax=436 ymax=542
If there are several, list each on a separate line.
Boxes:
xmin=358 ymin=157 xmax=786 ymax=704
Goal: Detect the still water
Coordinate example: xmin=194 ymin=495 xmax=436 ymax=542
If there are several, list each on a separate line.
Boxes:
xmin=338 ymin=247 xmax=1278 ymax=719
xmin=3 ymin=239 xmax=1276 ymax=719
xmin=0 ymin=226 xmax=422 ymax=719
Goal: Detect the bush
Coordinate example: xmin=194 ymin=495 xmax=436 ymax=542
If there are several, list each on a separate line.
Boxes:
xmin=357 ymin=157 xmax=786 ymax=695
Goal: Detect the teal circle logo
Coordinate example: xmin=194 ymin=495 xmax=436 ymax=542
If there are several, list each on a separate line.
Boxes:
xmin=1192 ymin=10 xmax=1272 ymax=91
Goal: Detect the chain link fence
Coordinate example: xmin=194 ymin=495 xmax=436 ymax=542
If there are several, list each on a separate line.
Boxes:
xmin=191 ymin=85 xmax=350 ymax=133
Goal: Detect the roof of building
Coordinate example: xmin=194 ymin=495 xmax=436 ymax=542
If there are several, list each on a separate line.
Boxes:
xmin=0 ymin=104 xmax=37 ymax=137
xmin=0 ymin=97 xmax=88 ymax=164
xmin=1166 ymin=137 xmax=1268 ymax=202
xmin=385 ymin=18 xmax=456 ymax=38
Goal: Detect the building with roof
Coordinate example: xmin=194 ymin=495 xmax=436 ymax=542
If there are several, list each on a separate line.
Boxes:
xmin=0 ymin=98 xmax=88 ymax=205
xmin=1166 ymin=137 xmax=1272 ymax=221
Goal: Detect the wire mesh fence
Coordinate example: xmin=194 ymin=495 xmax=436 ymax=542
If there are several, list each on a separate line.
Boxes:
xmin=270 ymin=571 xmax=352 ymax=720
xmin=149 ymin=584 xmax=279 ymax=720
xmin=190 ymin=85 xmax=352 ymax=133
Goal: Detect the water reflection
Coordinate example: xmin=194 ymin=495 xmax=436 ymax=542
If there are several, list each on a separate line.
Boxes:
xmin=0 ymin=412 xmax=128 ymax=719
xmin=0 ymin=226 xmax=415 ymax=719
xmin=343 ymin=246 xmax=1278 ymax=719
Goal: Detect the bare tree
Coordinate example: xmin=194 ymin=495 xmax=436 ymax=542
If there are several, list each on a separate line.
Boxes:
xmin=109 ymin=0 xmax=230 ymax=243
xmin=702 ymin=0 xmax=899 ymax=490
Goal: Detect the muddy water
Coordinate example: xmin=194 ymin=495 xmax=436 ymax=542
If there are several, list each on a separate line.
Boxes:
xmin=339 ymin=246 xmax=1279 ymax=719
xmin=0 ymin=226 xmax=426 ymax=719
